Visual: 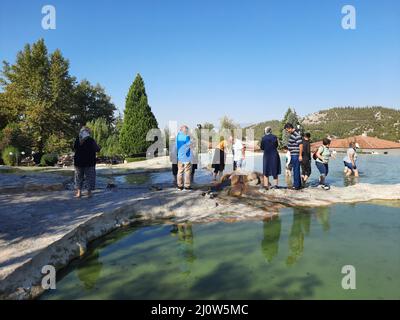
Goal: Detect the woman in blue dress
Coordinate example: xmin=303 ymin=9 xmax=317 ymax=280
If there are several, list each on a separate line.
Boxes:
xmin=260 ymin=126 xmax=281 ymax=189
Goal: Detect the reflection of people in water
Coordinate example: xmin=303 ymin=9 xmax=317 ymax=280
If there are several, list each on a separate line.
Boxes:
xmin=315 ymin=207 xmax=331 ymax=232
xmin=286 ymin=208 xmax=311 ymax=266
xmin=170 ymin=223 xmax=196 ymax=275
xmin=261 ymin=216 xmax=282 ymax=262
xmin=76 ymin=250 xmax=103 ymax=290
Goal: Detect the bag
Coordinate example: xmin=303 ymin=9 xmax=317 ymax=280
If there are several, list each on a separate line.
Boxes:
xmin=312 ymin=145 xmax=323 ymax=161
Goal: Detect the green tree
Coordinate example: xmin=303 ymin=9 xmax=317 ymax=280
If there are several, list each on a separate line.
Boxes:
xmin=71 ymin=80 xmax=116 ymax=129
xmin=281 ymin=107 xmax=300 ymax=146
xmin=119 ymin=74 xmax=158 ymax=155
xmin=0 ymin=39 xmax=74 ymax=153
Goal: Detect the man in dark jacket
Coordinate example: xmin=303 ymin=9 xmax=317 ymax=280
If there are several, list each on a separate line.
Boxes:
xmin=73 ymin=127 xmax=101 ymax=198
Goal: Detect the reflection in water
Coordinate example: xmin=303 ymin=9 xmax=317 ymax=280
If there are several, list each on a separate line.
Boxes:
xmin=343 ymin=175 xmax=359 ymax=187
xmin=76 ymin=250 xmax=103 ymax=290
xmin=261 ymin=216 xmax=282 ymax=263
xmin=286 ymin=208 xmax=311 ymax=266
xmin=170 ymin=223 xmax=196 ymax=275
xmin=315 ymin=207 xmax=331 ymax=232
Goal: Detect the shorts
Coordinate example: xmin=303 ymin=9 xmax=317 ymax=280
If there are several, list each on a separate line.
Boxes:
xmin=301 ymin=159 xmax=311 ymax=176
xmin=316 ymin=161 xmax=329 ymax=177
xmin=344 ymin=161 xmax=357 ymax=171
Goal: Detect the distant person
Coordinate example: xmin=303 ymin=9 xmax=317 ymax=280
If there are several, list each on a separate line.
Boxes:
xmin=260 ymin=126 xmax=281 ymax=189
xmin=169 ymin=134 xmax=178 ymax=186
xmin=212 ymin=138 xmax=228 ymax=181
xmin=315 ymin=138 xmax=332 ymax=190
xmin=232 ymin=137 xmax=246 ymax=171
xmin=73 ymin=127 xmax=101 ymax=198
xmin=284 ymin=123 xmax=303 ymax=190
xmin=301 ymin=132 xmax=312 ymax=184
xmin=282 ymin=146 xmax=292 ymax=177
xmin=343 ymin=142 xmax=359 ymax=177
xmin=176 ymin=125 xmax=192 ymax=190
xmin=191 ymin=146 xmax=198 ymax=183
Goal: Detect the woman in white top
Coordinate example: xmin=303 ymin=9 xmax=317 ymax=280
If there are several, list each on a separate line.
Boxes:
xmin=343 ymin=142 xmax=359 ymax=177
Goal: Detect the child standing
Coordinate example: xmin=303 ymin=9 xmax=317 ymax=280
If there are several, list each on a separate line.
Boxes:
xmin=315 ymin=138 xmax=332 ymax=190
xmin=283 ymin=146 xmax=292 ymax=177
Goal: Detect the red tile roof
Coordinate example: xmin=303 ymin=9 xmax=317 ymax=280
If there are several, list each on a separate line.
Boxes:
xmin=311 ymin=135 xmax=400 ymax=150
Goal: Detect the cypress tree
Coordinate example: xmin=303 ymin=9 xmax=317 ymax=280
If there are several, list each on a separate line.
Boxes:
xmin=119 ymin=74 xmax=158 ymax=155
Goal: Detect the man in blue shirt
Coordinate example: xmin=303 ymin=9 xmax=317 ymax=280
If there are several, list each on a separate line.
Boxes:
xmin=284 ymin=123 xmax=303 ymax=190
xmin=176 ymin=125 xmax=192 ymax=190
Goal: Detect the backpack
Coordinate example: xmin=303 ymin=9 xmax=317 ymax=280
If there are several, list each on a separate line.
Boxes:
xmin=312 ymin=145 xmax=324 ymax=161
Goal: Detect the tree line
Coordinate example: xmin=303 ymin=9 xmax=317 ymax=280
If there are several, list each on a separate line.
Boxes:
xmin=0 ymin=39 xmax=159 ymax=165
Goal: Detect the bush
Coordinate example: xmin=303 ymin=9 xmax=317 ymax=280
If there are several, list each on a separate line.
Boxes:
xmin=1 ymin=146 xmax=20 ymax=166
xmin=125 ymin=157 xmax=147 ymax=163
xmin=40 ymin=153 xmax=58 ymax=166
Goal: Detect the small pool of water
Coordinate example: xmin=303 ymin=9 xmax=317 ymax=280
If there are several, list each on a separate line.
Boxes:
xmin=41 ymin=203 xmax=400 ymax=300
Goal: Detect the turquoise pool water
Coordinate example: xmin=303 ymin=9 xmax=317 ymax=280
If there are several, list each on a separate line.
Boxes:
xmin=41 ymin=202 xmax=400 ymax=300
xmin=111 ymin=154 xmax=400 ymax=187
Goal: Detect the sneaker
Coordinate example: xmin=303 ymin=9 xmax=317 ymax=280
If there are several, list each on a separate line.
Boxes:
xmin=323 ymin=185 xmax=330 ymax=190
xmin=184 ymin=187 xmax=193 ymax=191
xmin=177 ymin=186 xmax=184 ymax=191
xmin=291 ymin=186 xmax=302 ymax=190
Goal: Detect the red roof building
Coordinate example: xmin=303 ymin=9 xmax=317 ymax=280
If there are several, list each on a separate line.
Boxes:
xmin=311 ymin=135 xmax=400 ymax=152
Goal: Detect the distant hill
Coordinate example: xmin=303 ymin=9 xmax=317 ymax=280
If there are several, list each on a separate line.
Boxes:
xmin=244 ymin=120 xmax=281 ymax=141
xmin=302 ymin=107 xmax=400 ymax=142
xmin=246 ymin=107 xmax=400 ymax=143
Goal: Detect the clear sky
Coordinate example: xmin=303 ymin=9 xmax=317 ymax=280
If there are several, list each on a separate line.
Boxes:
xmin=1 ymin=0 xmax=399 ymax=129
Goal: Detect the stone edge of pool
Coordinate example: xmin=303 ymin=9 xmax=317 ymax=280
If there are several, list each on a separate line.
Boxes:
xmin=0 ymin=182 xmax=400 ymax=300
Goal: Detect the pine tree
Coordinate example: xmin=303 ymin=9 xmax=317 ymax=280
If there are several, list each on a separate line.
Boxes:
xmin=119 ymin=74 xmax=158 ymax=155
xmin=281 ymin=107 xmax=300 ymax=146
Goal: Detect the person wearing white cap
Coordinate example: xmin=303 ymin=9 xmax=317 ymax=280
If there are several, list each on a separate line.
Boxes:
xmin=343 ymin=142 xmax=359 ymax=177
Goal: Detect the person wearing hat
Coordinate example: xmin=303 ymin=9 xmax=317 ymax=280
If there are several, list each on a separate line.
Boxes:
xmin=343 ymin=142 xmax=359 ymax=177
xmin=73 ymin=127 xmax=101 ymax=198
xmin=260 ymin=126 xmax=281 ymax=189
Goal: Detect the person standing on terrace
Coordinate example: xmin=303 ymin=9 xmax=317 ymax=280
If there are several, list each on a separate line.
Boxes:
xmin=73 ymin=127 xmax=101 ymax=198
xmin=301 ymin=132 xmax=312 ymax=185
xmin=260 ymin=126 xmax=281 ymax=189
xmin=176 ymin=125 xmax=192 ymax=190
xmin=284 ymin=123 xmax=303 ymax=190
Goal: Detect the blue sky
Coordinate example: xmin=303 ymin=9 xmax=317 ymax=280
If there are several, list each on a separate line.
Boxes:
xmin=1 ymin=0 xmax=399 ymax=128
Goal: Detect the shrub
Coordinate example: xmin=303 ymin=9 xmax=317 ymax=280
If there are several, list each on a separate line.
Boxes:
xmin=1 ymin=146 xmax=20 ymax=166
xmin=40 ymin=153 xmax=58 ymax=166
xmin=125 ymin=157 xmax=147 ymax=163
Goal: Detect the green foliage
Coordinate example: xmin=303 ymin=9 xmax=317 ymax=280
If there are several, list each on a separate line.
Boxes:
xmin=0 ymin=39 xmax=116 ymax=155
xmin=86 ymin=118 xmax=121 ymax=157
xmin=245 ymin=120 xmax=281 ymax=141
xmin=2 ymin=146 xmax=20 ymax=166
xmin=219 ymin=116 xmax=239 ymax=132
xmin=44 ymin=133 xmax=71 ymax=155
xmin=0 ymin=122 xmax=32 ymax=154
xmin=280 ymin=108 xmax=300 ymax=146
xmin=303 ymin=107 xmax=400 ymax=142
xmin=71 ymin=80 xmax=116 ymax=129
xmin=124 ymin=157 xmax=147 ymax=163
xmin=40 ymin=153 xmax=58 ymax=166
xmin=119 ymin=74 xmax=158 ymax=155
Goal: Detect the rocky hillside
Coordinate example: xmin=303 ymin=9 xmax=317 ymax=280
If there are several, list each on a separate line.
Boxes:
xmin=247 ymin=107 xmax=400 ymax=142
xmin=302 ymin=107 xmax=400 ymax=142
